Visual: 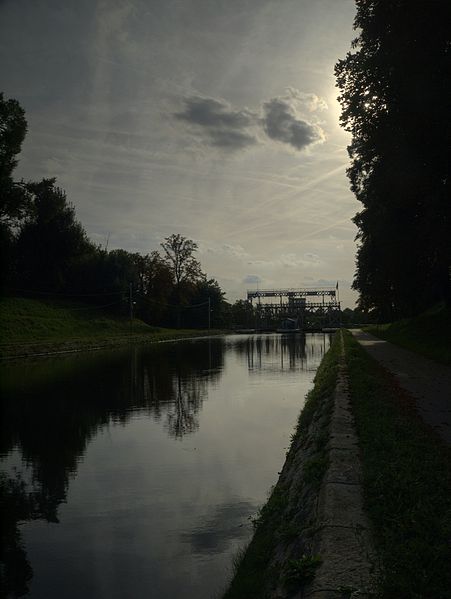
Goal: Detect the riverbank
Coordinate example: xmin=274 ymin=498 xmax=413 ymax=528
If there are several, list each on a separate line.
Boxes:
xmin=365 ymin=303 xmax=451 ymax=365
xmin=343 ymin=330 xmax=451 ymax=597
xmin=0 ymin=297 xmax=225 ymax=359
xmin=224 ymin=329 xmax=451 ymax=598
xmin=224 ymin=332 xmax=344 ymax=598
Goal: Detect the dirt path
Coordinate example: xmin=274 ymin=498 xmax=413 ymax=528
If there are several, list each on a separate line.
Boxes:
xmin=351 ymin=329 xmax=451 ymax=445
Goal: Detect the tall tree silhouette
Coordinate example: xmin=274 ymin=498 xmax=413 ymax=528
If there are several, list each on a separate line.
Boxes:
xmin=0 ymin=92 xmax=28 ymax=224
xmin=15 ymin=179 xmax=93 ymax=291
xmin=0 ymin=93 xmax=29 ymax=288
xmin=336 ymin=0 xmax=451 ymax=318
xmin=161 ymin=233 xmax=205 ymax=326
xmin=160 ymin=234 xmax=204 ymax=289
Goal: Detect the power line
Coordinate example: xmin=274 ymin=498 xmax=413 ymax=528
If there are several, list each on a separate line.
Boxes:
xmin=138 ymin=296 xmax=210 ymax=310
xmin=6 ymin=287 xmax=123 ymax=297
xmin=66 ymin=299 xmax=124 ymax=311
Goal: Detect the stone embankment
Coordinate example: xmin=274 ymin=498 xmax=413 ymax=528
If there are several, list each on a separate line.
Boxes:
xmin=302 ymin=334 xmax=378 ymax=598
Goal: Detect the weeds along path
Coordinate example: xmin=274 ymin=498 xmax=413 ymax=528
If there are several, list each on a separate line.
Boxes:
xmin=350 ymin=329 xmax=451 ymax=444
xmin=343 ymin=330 xmax=451 ymax=598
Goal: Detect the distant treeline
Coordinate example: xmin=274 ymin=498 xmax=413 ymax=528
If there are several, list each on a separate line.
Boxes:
xmin=336 ymin=0 xmax=451 ymax=319
xmin=0 ymin=93 xmax=233 ymax=328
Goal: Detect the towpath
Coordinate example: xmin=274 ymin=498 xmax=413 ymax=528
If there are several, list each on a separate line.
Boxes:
xmin=350 ymin=329 xmax=451 ymax=445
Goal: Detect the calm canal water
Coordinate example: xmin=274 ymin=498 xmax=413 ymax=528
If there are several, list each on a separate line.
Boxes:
xmin=0 ymin=333 xmax=330 ymax=599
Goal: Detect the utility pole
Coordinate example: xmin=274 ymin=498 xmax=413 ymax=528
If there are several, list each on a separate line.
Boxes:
xmin=129 ymin=282 xmax=133 ymax=336
xmin=208 ymin=296 xmax=211 ymax=331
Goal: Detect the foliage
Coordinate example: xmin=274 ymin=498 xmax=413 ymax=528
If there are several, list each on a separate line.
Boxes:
xmin=182 ymin=277 xmax=227 ymax=329
xmin=160 ymin=233 xmax=204 ymax=289
xmin=282 ymin=555 xmax=322 ymax=589
xmin=14 ymin=179 xmax=94 ymax=291
xmin=340 ymin=307 xmax=375 ymax=326
xmin=230 ymin=299 xmax=255 ymax=329
xmin=0 ymin=92 xmax=28 ymax=223
xmin=365 ymin=302 xmax=451 ymax=365
xmin=343 ymin=330 xmax=451 ymax=598
xmin=335 ymin=1 xmax=451 ymax=318
xmin=0 ymin=92 xmax=30 ymax=289
xmin=0 ymin=93 xmax=229 ymax=330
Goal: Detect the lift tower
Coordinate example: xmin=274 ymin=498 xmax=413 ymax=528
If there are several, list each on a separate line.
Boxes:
xmin=246 ymin=286 xmax=341 ymax=331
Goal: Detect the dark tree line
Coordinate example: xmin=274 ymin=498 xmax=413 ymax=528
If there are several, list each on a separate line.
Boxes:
xmin=0 ymin=93 xmax=232 ymax=328
xmin=336 ymin=0 xmax=451 ymax=319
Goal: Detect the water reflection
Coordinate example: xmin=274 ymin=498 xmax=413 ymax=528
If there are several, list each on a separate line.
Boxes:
xmin=181 ymin=501 xmax=255 ymax=555
xmin=0 ymin=333 xmax=330 ymax=598
xmin=0 ymin=339 xmax=225 ymax=597
xmin=232 ymin=333 xmax=327 ymax=373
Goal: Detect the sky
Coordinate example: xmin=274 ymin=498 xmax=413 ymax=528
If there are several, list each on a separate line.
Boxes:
xmin=0 ymin=0 xmax=359 ymax=306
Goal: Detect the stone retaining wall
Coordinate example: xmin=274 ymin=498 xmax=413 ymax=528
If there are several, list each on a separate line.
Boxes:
xmin=262 ymin=332 xmax=379 ymax=598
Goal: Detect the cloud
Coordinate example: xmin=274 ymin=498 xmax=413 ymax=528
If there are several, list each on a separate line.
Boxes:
xmin=285 ymin=88 xmax=328 ymax=113
xmin=174 ymin=95 xmax=258 ymax=150
xmin=243 ymin=274 xmax=262 ymax=285
xmin=221 ymin=244 xmax=249 ymax=259
xmin=262 ymin=91 xmax=325 ymax=151
xmin=174 ymin=88 xmax=327 ymax=152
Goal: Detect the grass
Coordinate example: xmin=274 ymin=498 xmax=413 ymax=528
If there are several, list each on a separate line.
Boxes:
xmin=365 ymin=303 xmax=451 ymax=364
xmin=0 ymin=296 xmax=224 ymax=357
xmin=0 ymin=296 xmax=152 ymax=341
xmin=223 ymin=332 xmax=341 ymax=599
xmin=343 ymin=329 xmax=451 ymax=598
xmin=282 ymin=555 xmax=322 ymax=590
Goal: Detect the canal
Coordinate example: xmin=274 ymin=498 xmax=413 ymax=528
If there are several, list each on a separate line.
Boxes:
xmin=0 ymin=333 xmax=330 ymax=599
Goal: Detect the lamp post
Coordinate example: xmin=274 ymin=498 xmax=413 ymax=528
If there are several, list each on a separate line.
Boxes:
xmin=129 ymin=282 xmax=133 ymax=336
xmin=208 ymin=296 xmax=211 ymax=331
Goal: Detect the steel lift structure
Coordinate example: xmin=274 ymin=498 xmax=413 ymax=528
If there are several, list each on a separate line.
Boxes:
xmin=246 ymin=287 xmax=341 ymax=331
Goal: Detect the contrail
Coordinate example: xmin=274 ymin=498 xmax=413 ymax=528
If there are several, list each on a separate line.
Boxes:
xmin=295 ymin=213 xmax=357 ymax=242
xmin=240 ymin=163 xmax=348 ymax=217
xmin=225 ymin=207 xmax=355 ymax=240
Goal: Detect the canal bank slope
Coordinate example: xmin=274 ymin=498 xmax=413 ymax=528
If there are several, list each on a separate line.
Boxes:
xmin=224 ymin=330 xmax=451 ymax=599
xmin=0 ymin=297 xmax=225 ymax=359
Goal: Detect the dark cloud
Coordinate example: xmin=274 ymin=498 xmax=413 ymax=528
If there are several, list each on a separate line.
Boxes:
xmin=262 ymin=93 xmax=325 ymax=151
xmin=174 ymin=89 xmax=325 ymax=152
xmin=208 ymin=128 xmax=257 ymax=149
xmin=174 ymin=95 xmax=258 ymax=150
xmin=243 ymin=274 xmax=262 ymax=285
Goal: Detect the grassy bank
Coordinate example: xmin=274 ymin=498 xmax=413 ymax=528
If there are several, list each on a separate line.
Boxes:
xmin=223 ymin=333 xmax=341 ymax=599
xmin=343 ymin=330 xmax=451 ymax=598
xmin=365 ymin=303 xmax=451 ymax=364
xmin=0 ymin=297 xmax=224 ymax=358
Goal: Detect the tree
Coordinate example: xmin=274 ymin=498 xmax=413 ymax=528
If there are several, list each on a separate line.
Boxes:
xmin=160 ymin=234 xmax=204 ymax=289
xmin=0 ymin=92 xmax=28 ymax=224
xmin=183 ymin=277 xmax=227 ymax=328
xmin=132 ymin=251 xmax=173 ymax=324
xmin=0 ymin=93 xmax=29 ymax=289
xmin=335 ymin=0 xmax=451 ymax=317
xmin=160 ymin=234 xmax=205 ymax=326
xmin=15 ymin=179 xmax=93 ymax=291
xmin=230 ymin=299 xmax=255 ymax=329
